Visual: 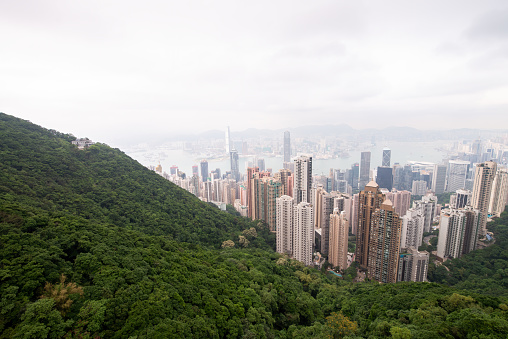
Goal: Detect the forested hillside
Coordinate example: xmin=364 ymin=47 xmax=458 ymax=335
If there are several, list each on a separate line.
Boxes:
xmin=2 ymin=112 xmax=508 ymax=338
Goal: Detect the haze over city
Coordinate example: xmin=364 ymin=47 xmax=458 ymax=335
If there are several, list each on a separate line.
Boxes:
xmin=1 ymin=0 xmax=508 ymax=147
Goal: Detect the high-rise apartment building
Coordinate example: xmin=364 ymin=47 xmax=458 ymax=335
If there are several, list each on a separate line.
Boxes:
xmin=367 ymin=199 xmax=402 ymax=283
xmin=315 ymin=191 xmax=335 ymax=256
xmin=431 ymin=164 xmax=447 ymax=194
xmin=413 ymin=194 xmax=438 ymax=233
xmin=437 ymin=207 xmax=481 ymax=260
xmin=489 ymin=168 xmax=508 ymax=218
xmin=293 ymin=202 xmax=314 ymax=266
xmin=355 ymin=181 xmax=385 ymax=269
xmin=247 ymin=167 xmax=259 ymax=219
xmin=412 ymin=180 xmax=428 ymax=196
xmin=397 ymin=248 xmax=429 ymax=282
xmin=274 ymin=168 xmax=292 ymax=197
xmin=400 ymin=208 xmax=424 ymax=249
xmin=471 ymin=161 xmax=497 ymax=236
xmin=359 ymin=152 xmax=371 ymax=190
xmin=252 ymin=177 xmax=283 ymax=231
xmin=294 ymin=156 xmax=312 ymax=204
xmin=276 ymin=195 xmax=294 ymax=255
xmin=328 ymin=209 xmax=349 ymax=271
xmin=284 ymin=131 xmax=291 ymax=163
xmin=447 ymin=160 xmax=470 ymax=192
xmin=388 ymin=190 xmax=412 ymax=218
xmin=382 ymin=148 xmax=391 ymax=167
xmin=376 ymin=166 xmax=393 ymax=191
xmin=449 ymin=189 xmax=472 ymax=209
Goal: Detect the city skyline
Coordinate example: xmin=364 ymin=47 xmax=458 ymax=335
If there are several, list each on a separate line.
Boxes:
xmin=1 ymin=1 xmax=508 ymax=145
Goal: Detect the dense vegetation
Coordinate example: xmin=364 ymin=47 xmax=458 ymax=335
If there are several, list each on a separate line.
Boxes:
xmin=428 ymin=212 xmax=508 ymax=298
xmin=2 ymin=112 xmax=508 ymax=338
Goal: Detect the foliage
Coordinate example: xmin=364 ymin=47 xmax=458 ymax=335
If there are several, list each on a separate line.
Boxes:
xmin=2 ymin=113 xmax=508 ymax=338
xmin=40 ymin=274 xmax=84 ymax=315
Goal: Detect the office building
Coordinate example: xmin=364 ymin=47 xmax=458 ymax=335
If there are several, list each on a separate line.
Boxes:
xmin=382 ymin=147 xmax=391 ymax=167
xmin=367 ymin=199 xmax=402 ymax=283
xmin=294 ymin=156 xmax=312 ymax=204
xmin=329 ymin=209 xmax=349 ymax=271
xmin=359 ymin=151 xmax=371 ymax=190
xmin=276 ymin=195 xmax=294 ymax=255
xmin=376 ymin=166 xmax=393 ymax=191
xmin=230 ymin=149 xmax=240 ymax=182
xmin=355 ymin=181 xmax=385 ymax=269
xmin=431 ymin=164 xmax=447 ymax=194
xmin=200 ymin=160 xmax=208 ymax=183
xmin=225 ymin=126 xmax=231 ymax=153
xmin=447 ymin=160 xmax=470 ymax=192
xmin=284 ymin=131 xmax=291 ymax=163
xmin=471 ymin=161 xmax=497 ymax=236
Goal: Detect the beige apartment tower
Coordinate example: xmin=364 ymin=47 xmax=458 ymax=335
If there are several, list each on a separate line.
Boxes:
xmin=329 ymin=209 xmax=349 ymax=271
xmin=471 ymin=161 xmax=497 ymax=236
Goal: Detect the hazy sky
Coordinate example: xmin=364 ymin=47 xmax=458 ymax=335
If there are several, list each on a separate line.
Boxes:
xmin=1 ymin=1 xmax=508 ymax=144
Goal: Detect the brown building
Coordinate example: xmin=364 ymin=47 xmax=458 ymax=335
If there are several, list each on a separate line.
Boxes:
xmin=355 ymin=181 xmax=385 ymax=269
xmin=367 ymin=199 xmax=402 ymax=283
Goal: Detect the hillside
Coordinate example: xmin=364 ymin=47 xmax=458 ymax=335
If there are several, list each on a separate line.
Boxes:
xmin=1 ymin=112 xmax=508 ymax=338
xmin=0 ymin=113 xmax=273 ymax=249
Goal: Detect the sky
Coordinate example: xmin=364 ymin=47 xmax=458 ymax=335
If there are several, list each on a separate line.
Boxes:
xmin=1 ymin=1 xmax=508 ymax=145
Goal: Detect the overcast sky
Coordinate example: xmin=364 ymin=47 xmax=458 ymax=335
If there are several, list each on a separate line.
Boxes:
xmin=1 ymin=1 xmax=508 ymax=144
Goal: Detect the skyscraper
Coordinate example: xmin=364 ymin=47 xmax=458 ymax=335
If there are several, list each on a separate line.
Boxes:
xmin=294 ymin=156 xmax=312 ymax=204
xmin=355 ymin=181 xmax=385 ymax=269
xmin=437 ymin=207 xmax=481 ymax=260
xmin=247 ymin=167 xmax=259 ymax=219
xmin=315 ymin=190 xmax=335 ymax=256
xmin=367 ymin=199 xmax=402 ymax=283
xmin=489 ymin=168 xmax=508 ymax=218
xmin=376 ymin=166 xmax=393 ymax=191
xmin=382 ymin=147 xmax=391 ymax=167
xmin=328 ymin=209 xmax=349 ymax=271
xmin=413 ymin=194 xmax=438 ymax=233
xmin=200 ymin=160 xmax=208 ymax=183
xmin=471 ymin=161 xmax=497 ymax=236
xmin=431 ymin=164 xmax=447 ymax=194
xmin=276 ymin=195 xmax=294 ymax=255
xmin=449 ymin=189 xmax=472 ymax=209
xmin=230 ymin=149 xmax=240 ymax=182
xmin=252 ymin=177 xmax=283 ymax=231
xmin=284 ymin=131 xmax=291 ymax=163
xmin=397 ymin=248 xmax=429 ymax=282
xmin=359 ymin=151 xmax=371 ymax=190
xmin=447 ymin=160 xmax=470 ymax=192
xmin=293 ymin=202 xmax=314 ymax=265
xmin=400 ymin=207 xmax=424 ymax=249
xmin=257 ymin=158 xmax=265 ymax=172
xmin=225 ymin=126 xmax=231 ymax=154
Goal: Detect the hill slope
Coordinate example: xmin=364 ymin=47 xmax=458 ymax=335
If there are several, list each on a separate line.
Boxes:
xmin=1 ymin=112 xmax=508 ymax=338
xmin=0 ymin=113 xmax=273 ymax=249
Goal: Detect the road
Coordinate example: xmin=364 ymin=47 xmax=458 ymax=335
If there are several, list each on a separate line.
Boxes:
xmin=423 ymin=234 xmax=437 ymax=246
